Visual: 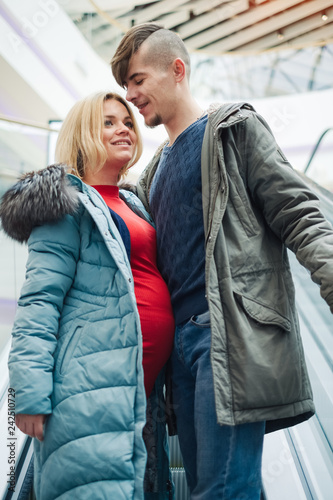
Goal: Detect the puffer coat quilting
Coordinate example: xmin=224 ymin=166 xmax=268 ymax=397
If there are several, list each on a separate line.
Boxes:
xmin=1 ymin=167 xmax=157 ymax=499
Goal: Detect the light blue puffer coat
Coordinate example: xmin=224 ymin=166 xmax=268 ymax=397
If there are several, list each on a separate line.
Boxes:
xmin=1 ymin=165 xmax=172 ymax=500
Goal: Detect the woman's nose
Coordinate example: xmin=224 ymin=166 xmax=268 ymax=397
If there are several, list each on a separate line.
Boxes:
xmin=117 ymin=122 xmax=129 ymax=133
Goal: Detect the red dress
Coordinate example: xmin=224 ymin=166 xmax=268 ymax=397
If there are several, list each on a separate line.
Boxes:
xmin=93 ymin=185 xmax=175 ymax=397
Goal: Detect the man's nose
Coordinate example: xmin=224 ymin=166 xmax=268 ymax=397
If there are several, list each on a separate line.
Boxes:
xmin=126 ymin=84 xmax=135 ymax=102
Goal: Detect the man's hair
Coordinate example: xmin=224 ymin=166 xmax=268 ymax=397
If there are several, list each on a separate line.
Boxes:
xmin=55 ymin=91 xmax=142 ymax=180
xmin=111 ymin=23 xmax=191 ymax=87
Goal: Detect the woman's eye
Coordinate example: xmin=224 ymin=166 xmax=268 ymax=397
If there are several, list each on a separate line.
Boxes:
xmin=104 ymin=120 xmax=112 ymax=127
xmin=125 ymin=121 xmax=134 ymax=129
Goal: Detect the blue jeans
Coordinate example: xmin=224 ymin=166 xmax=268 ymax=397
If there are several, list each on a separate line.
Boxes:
xmin=170 ymin=310 xmax=265 ymax=500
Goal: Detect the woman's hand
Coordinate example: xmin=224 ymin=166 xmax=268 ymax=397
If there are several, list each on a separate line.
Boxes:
xmin=15 ymin=414 xmax=47 ymax=441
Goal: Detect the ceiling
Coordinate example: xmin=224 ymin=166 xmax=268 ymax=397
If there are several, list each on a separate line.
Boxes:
xmin=63 ymin=0 xmax=333 ymax=62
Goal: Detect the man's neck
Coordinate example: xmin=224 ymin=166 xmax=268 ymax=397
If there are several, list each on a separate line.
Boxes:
xmin=165 ymin=100 xmax=204 ymax=146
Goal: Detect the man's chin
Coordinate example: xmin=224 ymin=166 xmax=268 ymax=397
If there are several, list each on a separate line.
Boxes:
xmin=144 ymin=114 xmax=163 ymax=128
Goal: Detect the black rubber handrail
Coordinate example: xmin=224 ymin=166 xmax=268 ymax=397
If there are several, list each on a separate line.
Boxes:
xmin=304 ymin=127 xmax=333 ymax=174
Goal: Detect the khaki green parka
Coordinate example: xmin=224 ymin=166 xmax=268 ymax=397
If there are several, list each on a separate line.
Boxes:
xmin=137 ymin=102 xmax=333 ymax=433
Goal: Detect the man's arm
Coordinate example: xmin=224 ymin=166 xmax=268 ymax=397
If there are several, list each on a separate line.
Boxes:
xmin=242 ymin=111 xmax=333 ymax=311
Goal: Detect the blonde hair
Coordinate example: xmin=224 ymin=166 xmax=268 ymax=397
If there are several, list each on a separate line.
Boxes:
xmin=55 ymin=91 xmax=142 ymax=180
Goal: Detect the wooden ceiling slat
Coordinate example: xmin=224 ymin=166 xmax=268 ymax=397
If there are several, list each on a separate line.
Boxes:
xmin=184 ymin=0 xmax=311 ymax=50
xmin=208 ymin=0 xmax=333 ymax=53
xmin=241 ymin=7 xmax=333 ymax=53
xmin=177 ymin=0 xmax=249 ymax=39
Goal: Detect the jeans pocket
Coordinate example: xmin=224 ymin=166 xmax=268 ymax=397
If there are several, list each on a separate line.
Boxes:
xmin=190 ymin=310 xmax=210 ymax=328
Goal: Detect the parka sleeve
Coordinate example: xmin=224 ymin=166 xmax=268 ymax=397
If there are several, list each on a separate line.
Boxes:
xmin=8 ymin=214 xmax=80 ymax=415
xmin=241 ymin=111 xmax=333 ymax=312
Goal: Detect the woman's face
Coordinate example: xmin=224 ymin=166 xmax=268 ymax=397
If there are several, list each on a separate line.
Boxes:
xmin=102 ymin=98 xmax=137 ymax=172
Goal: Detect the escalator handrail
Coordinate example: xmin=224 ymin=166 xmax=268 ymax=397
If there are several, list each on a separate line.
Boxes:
xmin=304 ymin=127 xmax=333 ymax=174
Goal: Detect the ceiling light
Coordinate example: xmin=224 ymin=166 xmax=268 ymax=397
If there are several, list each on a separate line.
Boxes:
xmin=322 ymin=12 xmax=328 ymax=21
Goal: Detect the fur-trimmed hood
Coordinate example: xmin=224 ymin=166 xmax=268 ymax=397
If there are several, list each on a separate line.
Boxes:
xmin=0 ymin=164 xmax=79 ymax=243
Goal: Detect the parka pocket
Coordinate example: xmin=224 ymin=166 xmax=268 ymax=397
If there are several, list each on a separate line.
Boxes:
xmin=234 ymin=292 xmax=291 ymax=332
xmin=229 ymin=291 xmax=302 ymax=410
xmin=56 ymin=325 xmax=83 ymax=377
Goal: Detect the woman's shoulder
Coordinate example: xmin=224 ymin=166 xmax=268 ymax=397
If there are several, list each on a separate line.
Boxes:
xmin=0 ymin=164 xmax=80 ymax=243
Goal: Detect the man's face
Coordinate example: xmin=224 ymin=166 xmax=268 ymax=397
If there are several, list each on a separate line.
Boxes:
xmin=125 ymin=45 xmax=176 ymax=128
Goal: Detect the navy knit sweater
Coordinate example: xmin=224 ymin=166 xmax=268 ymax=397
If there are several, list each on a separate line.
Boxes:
xmin=150 ymin=115 xmax=208 ymax=324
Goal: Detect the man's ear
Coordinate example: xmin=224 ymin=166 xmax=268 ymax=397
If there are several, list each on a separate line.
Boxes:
xmin=172 ymin=58 xmax=186 ymax=83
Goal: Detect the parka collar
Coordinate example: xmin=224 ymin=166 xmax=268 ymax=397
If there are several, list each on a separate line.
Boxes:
xmin=206 ymin=102 xmax=255 ymax=130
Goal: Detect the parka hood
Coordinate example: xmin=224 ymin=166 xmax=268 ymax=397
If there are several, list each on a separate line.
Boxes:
xmin=207 ymin=101 xmax=255 ymax=129
xmin=0 ymin=164 xmax=79 ymax=243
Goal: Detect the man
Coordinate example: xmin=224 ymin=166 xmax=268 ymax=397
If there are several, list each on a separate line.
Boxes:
xmin=111 ymin=23 xmax=333 ymax=499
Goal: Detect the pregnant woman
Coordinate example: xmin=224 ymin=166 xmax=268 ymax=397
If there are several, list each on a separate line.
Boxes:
xmin=0 ymin=91 xmax=175 ymax=500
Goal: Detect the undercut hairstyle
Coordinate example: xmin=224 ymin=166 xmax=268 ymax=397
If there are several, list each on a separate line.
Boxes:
xmin=111 ymin=23 xmax=191 ymax=87
xmin=55 ymin=91 xmax=142 ymax=181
